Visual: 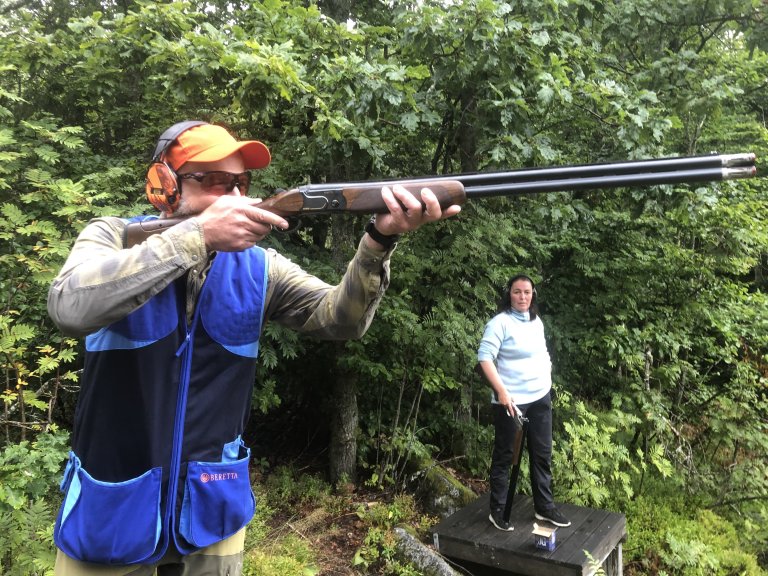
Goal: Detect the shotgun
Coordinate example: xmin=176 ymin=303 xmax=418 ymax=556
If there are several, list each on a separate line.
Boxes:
xmin=503 ymin=410 xmax=529 ymax=524
xmin=123 ymin=152 xmax=757 ymax=248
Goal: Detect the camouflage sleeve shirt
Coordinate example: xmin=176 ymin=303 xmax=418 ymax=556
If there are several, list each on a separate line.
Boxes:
xmin=47 ymin=216 xmax=393 ymax=340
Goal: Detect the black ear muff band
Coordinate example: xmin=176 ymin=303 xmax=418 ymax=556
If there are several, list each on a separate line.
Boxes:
xmin=151 ymin=120 xmax=208 ymax=162
xmin=145 ymin=120 xmax=209 ymax=214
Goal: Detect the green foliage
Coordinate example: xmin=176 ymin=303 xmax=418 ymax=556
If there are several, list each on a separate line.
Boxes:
xmin=625 ymin=488 xmax=768 ymax=576
xmin=263 ymin=465 xmax=334 ymax=511
xmin=353 ymin=494 xmax=421 ymax=575
xmin=243 ymin=534 xmax=319 ymax=576
xmin=0 ymin=500 xmax=57 ymax=576
xmin=249 ymin=477 xmax=429 ymax=576
xmin=555 ymin=392 xmax=645 ymax=507
xmin=0 ymin=116 xmax=98 ymax=445
xmin=0 ymin=430 xmax=68 ymax=510
xmin=0 ymin=0 xmax=767 ymax=571
xmin=0 ymin=429 xmax=68 ymax=575
xmin=244 ymin=471 xmax=436 ymax=576
xmin=243 ymin=511 xmax=319 ymax=576
xmin=242 ymin=468 xmax=335 ymax=576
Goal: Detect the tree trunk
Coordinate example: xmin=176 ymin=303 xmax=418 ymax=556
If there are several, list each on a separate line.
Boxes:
xmin=329 ymin=347 xmax=358 ymax=485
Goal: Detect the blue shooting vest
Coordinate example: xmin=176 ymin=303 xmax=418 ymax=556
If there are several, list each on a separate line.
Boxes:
xmin=54 ymin=218 xmax=269 ymax=564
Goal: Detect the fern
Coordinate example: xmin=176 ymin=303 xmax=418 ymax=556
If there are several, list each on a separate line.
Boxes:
xmin=0 ymin=432 xmax=66 ymax=574
xmin=0 ymin=499 xmax=57 ymax=576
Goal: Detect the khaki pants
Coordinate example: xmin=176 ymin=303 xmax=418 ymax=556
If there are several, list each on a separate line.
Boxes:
xmin=54 ymin=529 xmax=246 ymax=576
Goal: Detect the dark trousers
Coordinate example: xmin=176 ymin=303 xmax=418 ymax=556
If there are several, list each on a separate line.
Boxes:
xmin=489 ymin=391 xmax=554 ymax=513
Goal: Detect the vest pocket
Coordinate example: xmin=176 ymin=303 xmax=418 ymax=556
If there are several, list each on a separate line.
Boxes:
xmin=54 ymin=453 xmax=162 ymax=564
xmin=179 ymin=450 xmax=255 ymax=548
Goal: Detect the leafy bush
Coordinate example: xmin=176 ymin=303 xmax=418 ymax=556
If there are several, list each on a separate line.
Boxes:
xmin=353 ymin=494 xmax=421 ymax=575
xmin=625 ymin=487 xmax=768 ymax=576
xmin=553 ymin=390 xmax=673 ymax=509
xmin=0 ymin=429 xmax=69 ymax=575
xmin=262 ymin=465 xmax=334 ymax=511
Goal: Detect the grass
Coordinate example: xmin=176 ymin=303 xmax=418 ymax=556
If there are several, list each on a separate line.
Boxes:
xmin=242 ymin=465 xmax=432 ymax=576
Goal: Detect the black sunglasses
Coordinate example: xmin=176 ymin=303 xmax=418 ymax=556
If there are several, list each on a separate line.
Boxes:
xmin=178 ymin=171 xmax=251 ymax=193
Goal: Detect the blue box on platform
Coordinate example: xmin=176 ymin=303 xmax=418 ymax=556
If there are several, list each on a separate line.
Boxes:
xmin=532 ymin=524 xmax=557 ymax=551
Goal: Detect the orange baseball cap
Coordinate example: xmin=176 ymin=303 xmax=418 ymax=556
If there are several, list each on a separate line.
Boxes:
xmin=165 ymin=124 xmax=271 ymax=171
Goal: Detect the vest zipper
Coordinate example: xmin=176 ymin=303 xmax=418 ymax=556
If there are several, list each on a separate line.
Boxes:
xmin=166 ymin=275 xmax=208 ymax=555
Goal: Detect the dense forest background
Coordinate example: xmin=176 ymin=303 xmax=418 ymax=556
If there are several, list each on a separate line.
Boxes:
xmin=1 ymin=0 xmax=767 ymax=574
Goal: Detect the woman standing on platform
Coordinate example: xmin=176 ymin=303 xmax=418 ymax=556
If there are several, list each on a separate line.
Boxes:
xmin=477 ymin=274 xmax=570 ymax=532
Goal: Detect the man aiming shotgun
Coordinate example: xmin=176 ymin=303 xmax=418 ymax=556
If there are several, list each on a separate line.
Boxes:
xmin=46 ymin=121 xmax=461 ymax=574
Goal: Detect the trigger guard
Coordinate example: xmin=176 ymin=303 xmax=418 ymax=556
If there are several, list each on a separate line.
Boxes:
xmin=276 ymin=217 xmax=301 ymax=232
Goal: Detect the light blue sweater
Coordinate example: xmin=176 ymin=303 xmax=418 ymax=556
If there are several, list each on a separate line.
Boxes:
xmin=477 ymin=309 xmax=552 ymax=405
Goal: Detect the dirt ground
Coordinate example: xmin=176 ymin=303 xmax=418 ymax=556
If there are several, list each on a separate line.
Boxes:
xmin=257 ymin=468 xmax=487 ymax=575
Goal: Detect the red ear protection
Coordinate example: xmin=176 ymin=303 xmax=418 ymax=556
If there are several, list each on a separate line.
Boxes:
xmin=145 ymin=162 xmax=182 ymax=213
xmin=145 ymin=120 xmax=208 ymax=213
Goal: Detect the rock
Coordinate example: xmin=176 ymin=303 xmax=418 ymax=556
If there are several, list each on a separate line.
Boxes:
xmin=393 ymin=526 xmax=462 ymax=576
xmin=406 ymin=455 xmax=477 ymax=518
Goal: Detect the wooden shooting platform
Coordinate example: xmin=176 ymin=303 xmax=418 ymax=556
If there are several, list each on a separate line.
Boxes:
xmin=432 ymin=494 xmax=627 ymax=576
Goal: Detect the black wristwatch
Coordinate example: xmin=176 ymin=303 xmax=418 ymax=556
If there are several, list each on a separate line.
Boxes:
xmin=365 ymin=216 xmax=400 ymax=249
